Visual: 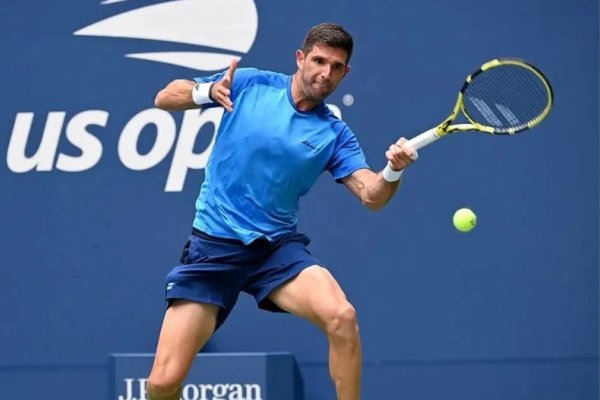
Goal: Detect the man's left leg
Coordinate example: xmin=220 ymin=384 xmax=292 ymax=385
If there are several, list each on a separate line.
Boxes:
xmin=268 ymin=265 xmax=362 ymax=400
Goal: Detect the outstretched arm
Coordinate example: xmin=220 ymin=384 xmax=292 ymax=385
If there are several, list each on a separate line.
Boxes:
xmin=154 ymin=59 xmax=239 ymax=112
xmin=154 ymin=79 xmax=198 ymax=111
xmin=342 ymin=137 xmax=417 ymax=211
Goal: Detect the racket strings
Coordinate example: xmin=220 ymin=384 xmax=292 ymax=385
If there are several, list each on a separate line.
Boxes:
xmin=463 ymin=64 xmax=551 ymax=132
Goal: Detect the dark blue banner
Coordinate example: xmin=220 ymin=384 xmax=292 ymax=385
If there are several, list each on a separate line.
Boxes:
xmin=0 ymin=1 xmax=597 ymax=399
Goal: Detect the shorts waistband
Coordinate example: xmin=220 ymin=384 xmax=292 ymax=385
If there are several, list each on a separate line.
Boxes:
xmin=192 ymin=227 xmax=245 ymax=245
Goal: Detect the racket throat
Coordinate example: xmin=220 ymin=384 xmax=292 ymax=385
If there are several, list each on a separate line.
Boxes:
xmin=438 ymin=118 xmax=453 ymax=134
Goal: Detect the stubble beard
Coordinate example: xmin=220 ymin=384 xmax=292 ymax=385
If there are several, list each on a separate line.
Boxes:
xmin=300 ymin=74 xmax=331 ymax=103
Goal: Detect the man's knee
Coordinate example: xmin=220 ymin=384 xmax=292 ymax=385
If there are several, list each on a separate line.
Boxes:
xmin=147 ymin=370 xmax=184 ymax=398
xmin=323 ymin=302 xmax=359 ymax=340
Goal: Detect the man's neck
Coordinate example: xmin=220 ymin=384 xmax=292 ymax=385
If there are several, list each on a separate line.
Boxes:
xmin=291 ymin=73 xmax=321 ymax=112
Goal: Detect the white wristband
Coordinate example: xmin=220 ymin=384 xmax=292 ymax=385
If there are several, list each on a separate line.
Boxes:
xmin=192 ymin=82 xmax=214 ymax=105
xmin=382 ymin=164 xmax=404 ymax=182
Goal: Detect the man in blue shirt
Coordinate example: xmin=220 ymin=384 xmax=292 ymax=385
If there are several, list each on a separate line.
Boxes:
xmin=148 ymin=23 xmax=417 ymax=400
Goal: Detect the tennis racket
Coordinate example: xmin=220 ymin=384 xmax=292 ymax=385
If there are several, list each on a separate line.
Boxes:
xmin=406 ymin=58 xmax=554 ymax=150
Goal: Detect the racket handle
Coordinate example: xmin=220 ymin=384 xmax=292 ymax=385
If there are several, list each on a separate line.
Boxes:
xmin=405 ymin=128 xmax=441 ymax=150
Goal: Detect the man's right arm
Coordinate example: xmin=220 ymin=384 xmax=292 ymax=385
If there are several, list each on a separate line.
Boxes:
xmin=154 ymin=79 xmax=199 ymax=111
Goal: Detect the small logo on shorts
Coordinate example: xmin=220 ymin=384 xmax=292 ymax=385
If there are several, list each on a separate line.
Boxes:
xmin=166 ymin=282 xmax=175 ymax=291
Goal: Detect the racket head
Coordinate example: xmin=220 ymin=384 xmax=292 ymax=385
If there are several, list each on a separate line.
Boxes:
xmin=458 ymin=58 xmax=554 ymax=134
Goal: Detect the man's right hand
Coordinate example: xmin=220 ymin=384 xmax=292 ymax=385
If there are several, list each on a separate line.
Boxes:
xmin=210 ymin=59 xmax=239 ymax=112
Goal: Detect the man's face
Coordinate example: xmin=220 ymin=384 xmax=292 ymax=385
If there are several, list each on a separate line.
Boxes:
xmin=296 ymin=44 xmax=350 ymax=101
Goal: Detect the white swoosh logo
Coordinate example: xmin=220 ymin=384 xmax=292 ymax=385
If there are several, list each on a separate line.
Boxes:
xmin=74 ymin=0 xmax=258 ymax=71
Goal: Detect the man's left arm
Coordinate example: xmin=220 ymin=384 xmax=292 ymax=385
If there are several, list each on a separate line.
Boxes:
xmin=342 ymin=137 xmax=418 ymax=211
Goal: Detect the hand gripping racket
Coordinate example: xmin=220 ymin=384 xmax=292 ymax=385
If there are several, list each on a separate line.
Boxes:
xmin=406 ymin=58 xmax=554 ymax=151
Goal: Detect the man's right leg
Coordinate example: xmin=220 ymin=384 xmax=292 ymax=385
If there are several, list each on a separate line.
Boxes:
xmin=147 ymin=300 xmax=220 ymax=400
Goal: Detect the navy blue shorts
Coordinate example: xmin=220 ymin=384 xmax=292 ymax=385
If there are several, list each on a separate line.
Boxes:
xmin=165 ymin=228 xmax=322 ymax=329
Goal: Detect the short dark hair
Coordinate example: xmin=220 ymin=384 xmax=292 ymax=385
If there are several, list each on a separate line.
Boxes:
xmin=301 ymin=23 xmax=354 ymax=64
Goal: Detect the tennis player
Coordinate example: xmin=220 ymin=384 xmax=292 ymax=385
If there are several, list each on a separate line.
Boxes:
xmin=147 ymin=23 xmax=417 ymax=400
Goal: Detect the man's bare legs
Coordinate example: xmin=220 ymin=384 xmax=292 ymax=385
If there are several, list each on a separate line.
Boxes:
xmin=146 ymin=300 xmax=219 ymax=400
xmin=268 ymin=265 xmax=362 ymax=400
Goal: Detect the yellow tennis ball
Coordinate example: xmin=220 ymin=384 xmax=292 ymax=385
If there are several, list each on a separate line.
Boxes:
xmin=453 ymin=208 xmax=477 ymax=232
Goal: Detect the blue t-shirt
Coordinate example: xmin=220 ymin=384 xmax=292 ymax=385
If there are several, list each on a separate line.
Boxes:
xmin=192 ymin=68 xmax=368 ymax=244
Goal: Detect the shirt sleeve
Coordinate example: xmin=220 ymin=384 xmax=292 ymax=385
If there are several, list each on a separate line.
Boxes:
xmin=326 ymin=124 xmax=369 ymax=182
xmin=192 ymin=68 xmax=259 ymax=109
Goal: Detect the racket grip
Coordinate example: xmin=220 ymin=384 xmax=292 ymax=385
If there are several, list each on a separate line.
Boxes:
xmin=405 ymin=128 xmax=441 ymax=150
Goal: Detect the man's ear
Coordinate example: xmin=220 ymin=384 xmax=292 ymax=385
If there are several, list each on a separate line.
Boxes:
xmin=296 ymin=50 xmax=305 ymax=70
xmin=343 ymin=64 xmax=351 ymax=77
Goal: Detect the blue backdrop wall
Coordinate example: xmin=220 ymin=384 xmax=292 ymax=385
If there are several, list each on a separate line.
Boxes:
xmin=1 ymin=0 xmax=598 ymax=399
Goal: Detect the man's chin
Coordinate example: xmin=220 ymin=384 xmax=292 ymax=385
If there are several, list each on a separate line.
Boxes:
xmin=311 ymin=89 xmax=332 ymax=102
